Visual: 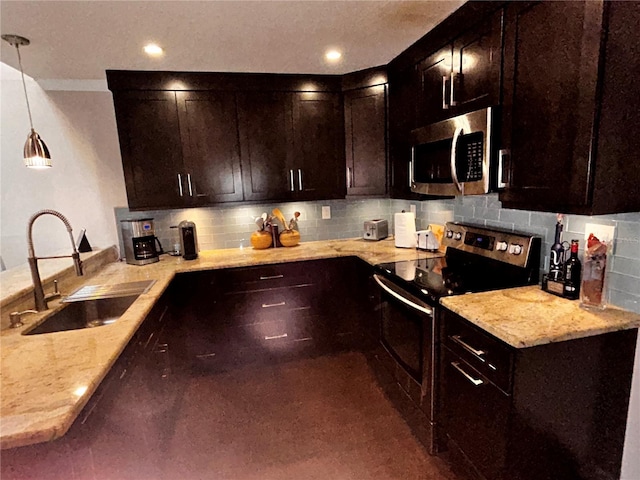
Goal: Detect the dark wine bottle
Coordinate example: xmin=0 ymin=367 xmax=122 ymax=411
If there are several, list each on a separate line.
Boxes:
xmin=549 ymin=218 xmax=565 ymax=282
xmin=564 ymin=239 xmax=582 ymax=299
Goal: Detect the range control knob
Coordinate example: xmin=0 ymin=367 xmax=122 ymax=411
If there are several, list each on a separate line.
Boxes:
xmin=446 ymin=230 xmax=454 ymax=239
xmin=496 ymin=241 xmax=508 ymax=251
xmin=509 ymin=244 xmax=523 ymax=255
xmin=454 ymin=232 xmax=462 ymax=241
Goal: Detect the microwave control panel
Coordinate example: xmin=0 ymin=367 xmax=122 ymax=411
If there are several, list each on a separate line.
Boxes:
xmin=459 ymin=132 xmax=484 ymax=182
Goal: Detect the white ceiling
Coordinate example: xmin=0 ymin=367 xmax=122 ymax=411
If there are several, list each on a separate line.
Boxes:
xmin=0 ymin=0 xmax=464 ymax=82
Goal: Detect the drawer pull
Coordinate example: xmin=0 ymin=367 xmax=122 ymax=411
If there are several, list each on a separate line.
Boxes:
xmin=451 ymin=361 xmax=484 ymax=387
xmin=450 ymin=335 xmax=486 ymax=362
xmin=259 ymin=274 xmax=284 ymax=280
xmin=262 ymin=301 xmax=286 ymax=308
xmin=265 ymin=333 xmax=288 ymax=340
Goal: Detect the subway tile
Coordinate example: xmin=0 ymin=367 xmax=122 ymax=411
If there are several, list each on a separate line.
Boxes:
xmin=454 ymin=204 xmax=475 ymax=218
xmin=611 ymin=257 xmax=640 ymax=278
xmin=529 ymin=211 xmax=557 ymax=228
xmin=608 ymin=289 xmax=640 ymax=315
xmin=460 ymin=196 xmax=488 ymax=208
xmin=486 ymin=194 xmax=502 ymax=208
xmin=614 ymin=239 xmax=640 ymax=259
xmin=474 ymin=207 xmax=500 ymax=221
xmin=485 ymin=220 xmax=515 ymax=231
xmin=607 ymin=272 xmax=640 ymax=296
xmin=616 ymin=221 xmax=640 ymax=241
xmin=498 ymin=209 xmax=531 ymax=227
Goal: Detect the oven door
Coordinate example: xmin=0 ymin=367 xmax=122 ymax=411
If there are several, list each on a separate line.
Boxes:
xmin=373 ymin=274 xmax=434 ymax=385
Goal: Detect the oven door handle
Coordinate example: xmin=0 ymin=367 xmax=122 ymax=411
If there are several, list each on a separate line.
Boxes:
xmin=373 ymin=274 xmax=433 ymax=316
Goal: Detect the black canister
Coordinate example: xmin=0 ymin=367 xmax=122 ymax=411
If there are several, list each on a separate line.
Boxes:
xmin=178 ymin=220 xmax=198 ymax=260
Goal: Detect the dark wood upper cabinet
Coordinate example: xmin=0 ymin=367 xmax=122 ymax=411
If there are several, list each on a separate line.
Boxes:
xmin=176 ymin=91 xmax=244 ymax=203
xmin=344 ymin=85 xmax=387 ymax=196
xmin=452 ymin=9 xmax=503 ymax=112
xmin=112 ymin=91 xmax=186 ymax=209
xmin=416 ymin=9 xmax=502 ymax=127
xmin=499 ymin=0 xmax=640 ymax=214
xmin=237 ymin=91 xmax=294 ymax=202
xmin=291 ymin=92 xmax=346 ymax=200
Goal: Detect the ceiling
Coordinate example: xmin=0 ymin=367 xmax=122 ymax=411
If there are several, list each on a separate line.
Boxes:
xmin=0 ymin=0 xmax=464 ymax=82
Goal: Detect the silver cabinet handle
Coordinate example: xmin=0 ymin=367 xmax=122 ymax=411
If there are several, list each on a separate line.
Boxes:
xmin=450 ymin=335 xmax=486 ymax=362
xmin=450 ymin=126 xmax=464 ymax=193
xmin=451 ymin=361 xmax=484 ymax=386
xmin=298 ymin=169 xmax=303 ymax=191
xmin=262 ymin=301 xmax=286 ymax=308
xmin=409 ymin=148 xmax=415 ymax=188
xmin=442 ymin=75 xmax=449 ymax=110
xmin=260 ymin=274 xmax=284 ymax=280
xmin=347 ymin=167 xmax=353 ymax=188
xmin=265 ymin=333 xmax=288 ymax=340
xmin=497 ymin=149 xmax=509 ymax=189
xmin=373 ymin=274 xmax=432 ymax=316
xmin=289 ymin=169 xmax=295 ymax=192
xmin=187 ymin=173 xmax=193 ymax=196
xmin=177 ymin=173 xmax=184 ymax=196
xmin=450 ymin=72 xmax=461 ymax=107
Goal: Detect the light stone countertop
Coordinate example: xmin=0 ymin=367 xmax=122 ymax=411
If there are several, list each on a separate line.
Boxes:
xmin=440 ymin=285 xmax=640 ymax=349
xmin=0 ymin=237 xmax=437 ymax=449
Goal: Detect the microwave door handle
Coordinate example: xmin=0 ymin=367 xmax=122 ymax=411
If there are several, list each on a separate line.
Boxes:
xmin=373 ymin=274 xmax=433 ymax=316
xmin=450 ymin=126 xmax=464 ymax=193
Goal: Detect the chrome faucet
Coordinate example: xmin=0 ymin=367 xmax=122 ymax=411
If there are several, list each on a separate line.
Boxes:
xmin=27 ymin=209 xmax=83 ymax=311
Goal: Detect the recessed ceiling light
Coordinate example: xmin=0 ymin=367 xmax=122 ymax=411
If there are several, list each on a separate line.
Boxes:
xmin=143 ymin=43 xmax=164 ymax=57
xmin=325 ymin=49 xmax=342 ymax=63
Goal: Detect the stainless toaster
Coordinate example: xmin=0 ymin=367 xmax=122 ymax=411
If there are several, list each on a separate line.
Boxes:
xmin=363 ymin=219 xmax=389 ymax=241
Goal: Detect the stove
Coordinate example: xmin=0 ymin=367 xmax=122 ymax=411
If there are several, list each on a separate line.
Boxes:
xmin=370 ymin=222 xmax=541 ymax=454
xmin=375 ymin=222 xmax=542 ymax=305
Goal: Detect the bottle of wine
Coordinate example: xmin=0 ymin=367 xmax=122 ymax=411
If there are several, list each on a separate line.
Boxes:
xmin=549 ymin=216 xmax=565 ymax=282
xmin=564 ymin=239 xmax=582 ymax=299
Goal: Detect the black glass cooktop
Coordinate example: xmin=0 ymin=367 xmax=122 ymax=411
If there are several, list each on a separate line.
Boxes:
xmin=375 ymin=248 xmax=538 ymax=306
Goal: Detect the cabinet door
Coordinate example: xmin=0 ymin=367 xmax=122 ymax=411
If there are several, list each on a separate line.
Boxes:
xmin=388 ymin=66 xmax=423 ymax=200
xmin=452 ymin=9 xmax=503 ymax=112
xmin=344 ymin=85 xmax=387 ymax=196
xmin=416 ymin=45 xmax=454 ymax=126
xmin=237 ymin=92 xmax=294 ymax=201
xmin=113 ymin=91 xmax=186 ymax=209
xmin=291 ymin=92 xmax=346 ymax=200
xmin=499 ymin=1 xmax=602 ymax=209
xmin=176 ymin=91 xmax=244 ymax=203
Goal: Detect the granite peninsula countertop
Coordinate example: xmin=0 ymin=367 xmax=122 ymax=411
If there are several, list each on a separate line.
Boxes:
xmin=0 ymin=237 xmax=438 ymax=449
xmin=440 ymin=285 xmax=640 ymax=349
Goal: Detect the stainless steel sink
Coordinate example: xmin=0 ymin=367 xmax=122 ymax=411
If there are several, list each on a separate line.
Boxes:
xmin=22 ymin=280 xmax=155 ymax=335
xmin=23 ymin=295 xmax=139 ymax=335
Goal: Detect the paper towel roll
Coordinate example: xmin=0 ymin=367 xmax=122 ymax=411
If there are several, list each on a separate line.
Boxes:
xmin=394 ymin=212 xmax=417 ymax=248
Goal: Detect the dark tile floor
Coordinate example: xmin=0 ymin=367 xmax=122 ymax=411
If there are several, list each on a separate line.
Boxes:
xmin=157 ymin=352 xmax=460 ymax=480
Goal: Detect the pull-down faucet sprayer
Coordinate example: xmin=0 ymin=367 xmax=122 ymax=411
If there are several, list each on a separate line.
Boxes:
xmin=27 ymin=209 xmax=83 ymax=311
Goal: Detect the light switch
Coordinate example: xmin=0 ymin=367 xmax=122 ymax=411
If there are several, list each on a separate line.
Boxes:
xmin=410 ymin=204 xmax=416 ymax=215
xmin=322 ymin=206 xmax=331 ymax=219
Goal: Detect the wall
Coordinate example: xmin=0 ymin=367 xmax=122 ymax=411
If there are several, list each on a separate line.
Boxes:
xmin=0 ymin=63 xmax=127 ymax=269
xmin=117 ymin=194 xmax=639 ymax=314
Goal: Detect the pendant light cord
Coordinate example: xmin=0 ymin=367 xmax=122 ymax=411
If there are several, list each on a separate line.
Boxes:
xmin=15 ymin=44 xmax=35 ymax=131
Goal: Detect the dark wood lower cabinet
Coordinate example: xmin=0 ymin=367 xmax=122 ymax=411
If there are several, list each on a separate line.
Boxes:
xmin=439 ymin=307 xmax=638 ymax=480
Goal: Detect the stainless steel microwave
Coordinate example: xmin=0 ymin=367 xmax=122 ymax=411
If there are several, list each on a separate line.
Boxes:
xmin=410 ymin=107 xmax=501 ymax=196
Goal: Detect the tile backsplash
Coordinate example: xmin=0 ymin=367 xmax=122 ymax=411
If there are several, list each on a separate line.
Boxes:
xmin=115 ymin=194 xmax=639 ymax=313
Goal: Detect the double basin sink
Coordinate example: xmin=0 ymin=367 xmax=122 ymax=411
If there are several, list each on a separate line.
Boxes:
xmin=23 ymin=280 xmax=155 ymax=336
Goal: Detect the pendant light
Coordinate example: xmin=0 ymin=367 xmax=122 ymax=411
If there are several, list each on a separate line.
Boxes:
xmin=2 ymin=34 xmax=52 ymax=168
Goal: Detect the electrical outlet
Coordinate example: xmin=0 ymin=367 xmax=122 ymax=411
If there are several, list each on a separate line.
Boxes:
xmin=410 ymin=204 xmax=416 ymax=215
xmin=322 ymin=206 xmax=331 ymax=219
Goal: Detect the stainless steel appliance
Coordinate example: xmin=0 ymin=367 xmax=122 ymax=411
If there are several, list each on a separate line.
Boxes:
xmin=363 ymin=219 xmax=388 ymax=241
xmin=178 ymin=220 xmax=198 ymax=260
xmin=120 ymin=218 xmax=162 ymax=266
xmin=410 ymin=107 xmax=505 ymax=196
xmin=371 ymin=222 xmax=541 ymax=454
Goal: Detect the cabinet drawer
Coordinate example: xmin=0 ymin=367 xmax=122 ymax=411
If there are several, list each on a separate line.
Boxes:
xmin=221 ymin=262 xmax=316 ymax=292
xmin=220 ymin=283 xmax=319 ymax=320
xmin=442 ymin=310 xmax=513 ymax=393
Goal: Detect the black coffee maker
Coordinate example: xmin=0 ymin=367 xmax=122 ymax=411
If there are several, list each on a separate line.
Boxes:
xmin=178 ymin=220 xmax=198 ymax=260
